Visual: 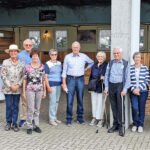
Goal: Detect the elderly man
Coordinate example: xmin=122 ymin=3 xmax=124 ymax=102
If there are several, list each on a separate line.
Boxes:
xmin=62 ymin=41 xmax=94 ymax=126
xmin=104 ymin=47 xmax=130 ymax=136
xmin=18 ymin=39 xmax=33 ymax=127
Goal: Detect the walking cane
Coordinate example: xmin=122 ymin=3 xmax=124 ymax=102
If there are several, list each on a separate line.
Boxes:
xmin=96 ymin=80 xmax=108 ymax=133
xmin=121 ymin=96 xmax=125 ymax=136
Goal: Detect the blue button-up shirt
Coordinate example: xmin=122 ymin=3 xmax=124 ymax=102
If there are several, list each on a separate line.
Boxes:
xmin=62 ymin=52 xmax=94 ymax=78
xmin=105 ymin=59 xmax=130 ymax=93
xmin=17 ymin=50 xmax=31 ymax=65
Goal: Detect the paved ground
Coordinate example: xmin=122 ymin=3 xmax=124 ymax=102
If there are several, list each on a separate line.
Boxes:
xmin=0 ymin=87 xmax=150 ymax=150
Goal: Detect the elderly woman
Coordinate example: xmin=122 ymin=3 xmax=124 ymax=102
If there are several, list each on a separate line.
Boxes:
xmin=23 ymin=49 xmax=46 ymax=135
xmin=130 ymin=52 xmax=150 ymax=133
xmin=45 ymin=49 xmax=62 ymax=126
xmin=88 ymin=51 xmax=107 ymax=127
xmin=1 ymin=44 xmax=24 ymax=132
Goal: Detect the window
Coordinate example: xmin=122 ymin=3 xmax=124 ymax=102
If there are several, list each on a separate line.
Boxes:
xmin=55 ymin=30 xmax=67 ymax=50
xmin=0 ymin=33 xmax=4 ymax=38
xmin=29 ymin=31 xmax=40 ymax=48
xmin=139 ymin=29 xmax=144 ymax=51
xmin=98 ymin=30 xmax=111 ymax=50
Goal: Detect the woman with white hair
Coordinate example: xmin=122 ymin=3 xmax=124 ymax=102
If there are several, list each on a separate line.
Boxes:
xmin=88 ymin=51 xmax=107 ymax=127
xmin=130 ymin=52 xmax=150 ymax=133
xmin=45 ymin=49 xmax=62 ymax=126
xmin=1 ymin=44 xmax=24 ymax=132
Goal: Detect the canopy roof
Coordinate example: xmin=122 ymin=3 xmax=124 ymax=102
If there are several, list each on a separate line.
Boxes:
xmin=1 ymin=0 xmax=110 ymax=9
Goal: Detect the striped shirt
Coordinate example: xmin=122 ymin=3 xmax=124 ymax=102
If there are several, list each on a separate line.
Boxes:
xmin=130 ymin=64 xmax=150 ymax=91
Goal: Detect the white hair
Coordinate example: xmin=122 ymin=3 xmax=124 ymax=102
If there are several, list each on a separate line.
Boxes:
xmin=72 ymin=41 xmax=80 ymax=47
xmin=96 ymin=51 xmax=106 ymax=60
xmin=113 ymin=47 xmax=123 ymax=53
xmin=23 ymin=39 xmax=33 ymax=46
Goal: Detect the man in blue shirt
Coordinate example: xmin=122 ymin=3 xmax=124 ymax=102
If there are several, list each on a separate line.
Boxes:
xmin=62 ymin=41 xmax=94 ymax=126
xmin=18 ymin=39 xmax=33 ymax=127
xmin=104 ymin=47 xmax=130 ymax=136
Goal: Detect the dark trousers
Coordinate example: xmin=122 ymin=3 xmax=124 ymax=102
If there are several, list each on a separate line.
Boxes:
xmin=131 ymin=91 xmax=148 ymax=127
xmin=66 ymin=76 xmax=84 ymax=123
xmin=5 ymin=94 xmax=20 ymax=126
xmin=109 ymin=82 xmax=124 ymax=129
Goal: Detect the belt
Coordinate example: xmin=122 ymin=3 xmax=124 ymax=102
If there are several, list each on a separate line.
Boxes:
xmin=67 ymin=75 xmax=84 ymax=79
xmin=109 ymin=82 xmax=123 ymax=85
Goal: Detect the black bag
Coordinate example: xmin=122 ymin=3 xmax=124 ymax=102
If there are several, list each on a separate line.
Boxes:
xmin=88 ymin=78 xmax=99 ymax=91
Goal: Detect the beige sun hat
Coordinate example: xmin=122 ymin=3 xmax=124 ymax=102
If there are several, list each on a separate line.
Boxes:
xmin=5 ymin=44 xmax=21 ymax=53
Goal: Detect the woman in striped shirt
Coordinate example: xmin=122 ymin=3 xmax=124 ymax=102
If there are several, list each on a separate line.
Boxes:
xmin=130 ymin=52 xmax=150 ymax=133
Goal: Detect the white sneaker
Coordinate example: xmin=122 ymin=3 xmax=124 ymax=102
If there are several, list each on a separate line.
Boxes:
xmin=138 ymin=126 xmax=143 ymax=133
xmin=89 ymin=118 xmax=96 ymax=126
xmin=49 ymin=121 xmax=58 ymax=126
xmin=55 ymin=119 xmax=61 ymax=124
xmin=97 ymin=120 xmax=103 ymax=128
xmin=131 ymin=126 xmax=137 ymax=132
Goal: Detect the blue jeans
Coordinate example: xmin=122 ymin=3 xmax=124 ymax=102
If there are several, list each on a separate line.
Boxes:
xmin=131 ymin=91 xmax=148 ymax=127
xmin=66 ymin=76 xmax=84 ymax=123
xmin=48 ymin=86 xmax=61 ymax=121
xmin=5 ymin=94 xmax=20 ymax=126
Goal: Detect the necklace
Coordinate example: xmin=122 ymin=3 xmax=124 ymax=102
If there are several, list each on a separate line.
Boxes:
xmin=31 ymin=62 xmax=40 ymax=68
xmin=11 ymin=58 xmax=18 ymax=65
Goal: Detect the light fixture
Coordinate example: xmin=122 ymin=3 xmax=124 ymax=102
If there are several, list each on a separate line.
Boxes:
xmin=43 ymin=30 xmax=48 ymax=38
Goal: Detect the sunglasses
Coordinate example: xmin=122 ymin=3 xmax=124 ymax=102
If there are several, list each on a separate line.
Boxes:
xmin=25 ymin=44 xmax=32 ymax=47
xmin=51 ymin=54 xmax=57 ymax=56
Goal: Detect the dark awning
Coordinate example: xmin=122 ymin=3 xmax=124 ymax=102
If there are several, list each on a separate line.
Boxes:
xmin=0 ymin=0 xmax=111 ymax=9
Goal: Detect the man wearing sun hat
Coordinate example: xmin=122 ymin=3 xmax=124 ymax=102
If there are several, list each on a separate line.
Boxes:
xmin=17 ymin=39 xmax=33 ymax=127
xmin=1 ymin=44 xmax=25 ymax=132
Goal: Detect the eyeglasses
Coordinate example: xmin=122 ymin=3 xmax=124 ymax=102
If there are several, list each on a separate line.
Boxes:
xmin=51 ymin=54 xmax=57 ymax=56
xmin=25 ymin=44 xmax=32 ymax=47
xmin=113 ymin=52 xmax=120 ymax=55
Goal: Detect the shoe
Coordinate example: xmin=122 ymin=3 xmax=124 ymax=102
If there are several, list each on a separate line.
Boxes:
xmin=97 ymin=120 xmax=103 ymax=128
xmin=19 ymin=120 xmax=26 ymax=127
xmin=108 ymin=126 xmax=118 ymax=133
xmin=12 ymin=125 xmax=20 ymax=132
xmin=33 ymin=126 xmax=42 ymax=133
xmin=55 ymin=119 xmax=61 ymax=124
xmin=131 ymin=126 xmax=137 ymax=132
xmin=27 ymin=129 xmax=32 ymax=135
xmin=119 ymin=128 xmax=124 ymax=137
xmin=77 ymin=120 xmax=85 ymax=125
xmin=5 ymin=124 xmax=11 ymax=131
xmin=89 ymin=118 xmax=96 ymax=126
xmin=138 ymin=126 xmax=143 ymax=133
xmin=66 ymin=122 xmax=72 ymax=127
xmin=49 ymin=121 xmax=58 ymax=126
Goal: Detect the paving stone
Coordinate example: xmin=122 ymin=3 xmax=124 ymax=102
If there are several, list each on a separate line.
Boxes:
xmin=0 ymin=88 xmax=150 ymax=150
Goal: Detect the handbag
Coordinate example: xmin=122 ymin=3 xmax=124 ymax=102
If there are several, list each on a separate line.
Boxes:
xmin=88 ymin=78 xmax=99 ymax=91
xmin=0 ymin=74 xmax=5 ymax=101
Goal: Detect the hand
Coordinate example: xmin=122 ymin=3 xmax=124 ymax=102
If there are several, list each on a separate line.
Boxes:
xmin=133 ymin=88 xmax=140 ymax=95
xmin=42 ymin=91 xmax=46 ymax=99
xmin=10 ymin=85 xmax=19 ymax=92
xmin=47 ymin=86 xmax=52 ymax=93
xmin=103 ymin=90 xmax=108 ymax=96
xmin=62 ymin=84 xmax=68 ymax=93
xmin=101 ymin=76 xmax=105 ymax=80
xmin=22 ymin=91 xmax=26 ymax=100
xmin=62 ymin=83 xmax=67 ymax=91
xmin=121 ymin=91 xmax=126 ymax=96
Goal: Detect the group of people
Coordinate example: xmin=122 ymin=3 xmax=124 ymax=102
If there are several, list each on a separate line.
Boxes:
xmin=0 ymin=39 xmax=149 ymax=137
xmin=88 ymin=48 xmax=149 ymax=136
